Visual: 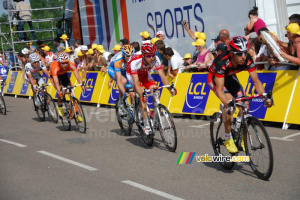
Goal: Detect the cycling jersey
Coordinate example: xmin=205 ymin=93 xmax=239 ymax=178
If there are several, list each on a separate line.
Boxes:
xmin=207 ymin=52 xmax=255 ymax=97
xmin=25 ymin=61 xmax=47 ymax=86
xmin=126 ymin=55 xmax=162 ymax=89
xmin=108 ymin=52 xmax=128 ymax=80
xmin=50 ymin=61 xmax=77 ymax=77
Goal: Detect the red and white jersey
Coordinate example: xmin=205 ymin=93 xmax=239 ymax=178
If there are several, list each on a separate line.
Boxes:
xmin=127 ymin=55 xmax=162 ymax=78
xmin=45 ymin=52 xmax=56 ymax=65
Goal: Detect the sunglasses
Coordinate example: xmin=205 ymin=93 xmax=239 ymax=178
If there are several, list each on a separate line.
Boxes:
xmin=33 ymin=61 xmax=39 ymax=64
xmin=145 ymin=54 xmax=155 ymax=58
xmin=231 ymin=51 xmax=247 ymax=56
xmin=61 ymin=62 xmax=69 ymax=65
xmin=124 ymin=55 xmax=131 ymax=58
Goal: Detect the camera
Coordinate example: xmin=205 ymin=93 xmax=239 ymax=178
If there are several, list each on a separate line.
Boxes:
xmin=177 ymin=21 xmax=187 ymax=25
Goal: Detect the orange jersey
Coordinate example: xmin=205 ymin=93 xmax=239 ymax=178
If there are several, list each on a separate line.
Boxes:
xmin=50 ymin=61 xmax=77 ymax=76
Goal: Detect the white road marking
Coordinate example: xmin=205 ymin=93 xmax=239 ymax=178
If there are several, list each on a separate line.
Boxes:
xmin=122 ymin=180 xmax=184 ymax=200
xmin=190 ymin=123 xmax=210 ymax=128
xmin=270 ymin=132 xmax=300 ymax=141
xmin=90 ymin=109 xmax=114 ymax=114
xmin=37 ymin=151 xmax=98 ymax=171
xmin=0 ymin=139 xmax=27 ymax=147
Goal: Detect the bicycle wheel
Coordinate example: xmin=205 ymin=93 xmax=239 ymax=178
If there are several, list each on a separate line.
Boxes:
xmin=34 ymin=94 xmax=45 ymax=121
xmin=157 ymin=104 xmax=177 ymax=152
xmin=60 ymin=101 xmax=71 ymax=131
xmin=245 ymin=116 xmax=273 ymax=180
xmin=72 ymin=97 xmax=86 ymax=133
xmin=210 ymin=114 xmax=235 ymax=170
xmin=0 ymin=95 xmax=6 ymax=115
xmin=135 ymin=106 xmax=154 ymax=147
xmin=115 ymin=97 xmax=133 ymax=136
xmin=45 ymin=93 xmax=58 ymax=123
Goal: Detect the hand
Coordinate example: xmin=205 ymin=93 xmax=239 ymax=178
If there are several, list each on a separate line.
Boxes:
xmin=279 ymin=50 xmax=288 ymax=59
xmin=263 ymin=98 xmax=273 ymax=108
xmin=170 ymin=88 xmax=177 ymax=96
xmin=226 ymin=99 xmax=235 ymax=115
xmin=108 ymin=79 xmax=113 ymax=87
xmin=101 ymin=66 xmax=107 ymax=73
xmin=81 ymin=85 xmax=87 ymax=92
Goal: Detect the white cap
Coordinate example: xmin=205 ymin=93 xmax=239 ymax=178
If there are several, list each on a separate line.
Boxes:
xmin=21 ymin=48 xmax=30 ymax=55
xmin=156 ymin=31 xmax=165 ymax=37
xmin=80 ymin=45 xmax=88 ymax=51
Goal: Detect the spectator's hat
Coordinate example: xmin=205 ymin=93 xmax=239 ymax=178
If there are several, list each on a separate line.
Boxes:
xmin=77 ymin=51 xmax=84 ymax=57
xmin=86 ymin=49 xmax=94 ymax=55
xmin=27 ymin=42 xmax=33 ymax=45
xmin=60 ymin=34 xmax=69 ymax=40
xmin=212 ymin=35 xmax=221 ymax=42
xmin=156 ymin=31 xmax=165 ymax=37
xmin=80 ymin=45 xmax=88 ymax=51
xmin=183 ymin=53 xmax=192 ymax=60
xmin=96 ymin=45 xmax=106 ymax=53
xmin=192 ymin=39 xmax=206 ymax=46
xmin=64 ymin=47 xmax=73 ymax=53
xmin=194 ymin=32 xmax=207 ymax=41
xmin=21 ymin=48 xmax=30 ymax=54
xmin=285 ymin=23 xmax=300 ymax=35
xmin=216 ymin=43 xmax=227 ymax=51
xmin=140 ymin=31 xmax=150 ymax=39
xmin=41 ymin=46 xmax=51 ymax=51
xmin=120 ymin=38 xmax=129 ymax=45
xmin=151 ymin=37 xmax=159 ymax=44
xmin=91 ymin=43 xmax=98 ymax=49
xmin=112 ymin=44 xmax=122 ymax=51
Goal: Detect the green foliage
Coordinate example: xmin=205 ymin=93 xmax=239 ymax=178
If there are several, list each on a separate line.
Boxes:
xmin=0 ymin=0 xmax=68 ymax=52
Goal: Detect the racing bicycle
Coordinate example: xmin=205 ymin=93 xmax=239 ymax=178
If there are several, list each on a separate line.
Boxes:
xmin=32 ymin=83 xmax=58 ymax=122
xmin=210 ymin=92 xmax=274 ymax=180
xmin=60 ymin=84 xmax=86 ymax=133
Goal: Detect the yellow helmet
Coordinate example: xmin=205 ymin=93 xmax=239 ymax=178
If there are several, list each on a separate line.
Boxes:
xmin=122 ymin=44 xmax=135 ymax=56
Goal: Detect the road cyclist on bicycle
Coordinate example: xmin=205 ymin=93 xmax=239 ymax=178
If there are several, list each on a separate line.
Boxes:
xmin=50 ymin=53 xmax=85 ymax=122
xmin=25 ymin=53 xmax=51 ymax=107
xmin=126 ymin=42 xmax=176 ymax=135
xmin=207 ymin=36 xmax=272 ymax=153
xmin=107 ymin=44 xmax=135 ymax=115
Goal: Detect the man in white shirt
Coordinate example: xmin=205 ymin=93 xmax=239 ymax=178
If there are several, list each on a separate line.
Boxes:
xmin=164 ymin=47 xmax=183 ymax=78
xmin=42 ymin=46 xmax=56 ymax=68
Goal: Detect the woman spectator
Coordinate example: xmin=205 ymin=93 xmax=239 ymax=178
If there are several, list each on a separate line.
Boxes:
xmin=191 ymin=39 xmax=214 ymax=72
xmin=245 ymin=6 xmax=267 ymax=40
xmin=280 ymin=23 xmax=300 ymax=66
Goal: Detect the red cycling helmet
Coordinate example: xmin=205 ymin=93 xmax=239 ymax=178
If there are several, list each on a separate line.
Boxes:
xmin=229 ymin=36 xmax=249 ymax=52
xmin=141 ymin=42 xmax=156 ymax=54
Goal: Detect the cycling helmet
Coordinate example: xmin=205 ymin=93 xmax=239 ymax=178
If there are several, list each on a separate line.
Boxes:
xmin=29 ymin=53 xmax=40 ymax=62
xmin=121 ymin=44 xmax=135 ymax=56
xmin=57 ymin=52 xmax=70 ymax=63
xmin=228 ymin=36 xmax=249 ymax=52
xmin=141 ymin=43 xmax=156 ymax=54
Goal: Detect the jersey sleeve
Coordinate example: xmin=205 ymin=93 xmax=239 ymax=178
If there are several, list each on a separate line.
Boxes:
xmin=214 ymin=60 xmax=226 ymax=78
xmin=50 ymin=62 xmax=59 ymax=76
xmin=40 ymin=61 xmax=47 ymax=70
xmin=246 ymin=54 xmax=256 ymax=73
xmin=68 ymin=62 xmax=77 ymax=72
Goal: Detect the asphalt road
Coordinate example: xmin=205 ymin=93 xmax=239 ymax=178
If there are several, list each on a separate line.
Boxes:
xmin=0 ymin=96 xmax=299 ymax=200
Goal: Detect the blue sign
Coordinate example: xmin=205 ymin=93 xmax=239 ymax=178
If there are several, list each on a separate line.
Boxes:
xmin=245 ymin=72 xmax=276 ymax=119
xmin=7 ymin=72 xmax=18 ymax=93
xmin=0 ymin=66 xmax=8 ymax=80
xmin=147 ymin=73 xmax=163 ymax=109
xmin=20 ymin=79 xmax=30 ymax=95
xmin=182 ymin=74 xmax=210 ymax=114
xmin=55 ymin=72 xmax=72 ymax=98
xmin=80 ymin=72 xmax=97 ymax=101
xmin=108 ymin=80 xmax=119 ymax=104
xmin=41 ymin=72 xmax=49 ymax=84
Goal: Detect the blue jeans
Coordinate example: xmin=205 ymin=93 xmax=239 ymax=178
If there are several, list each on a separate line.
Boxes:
xmin=18 ymin=20 xmax=37 ymax=40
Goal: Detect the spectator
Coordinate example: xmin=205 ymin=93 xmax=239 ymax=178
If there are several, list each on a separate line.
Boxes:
xmin=64 ymin=47 xmax=75 ymax=63
xmin=120 ymin=38 xmax=129 ymax=46
xmin=91 ymin=43 xmax=99 ymax=69
xmin=15 ymin=0 xmax=36 ymax=41
xmin=82 ymin=49 xmax=95 ymax=79
xmin=151 ymin=37 xmax=159 ymax=45
xmin=54 ymin=38 xmax=64 ymax=53
xmin=140 ymin=31 xmax=151 ymax=41
xmin=74 ymin=39 xmax=82 ymax=63
xmin=245 ymin=6 xmax=267 ymax=40
xmin=111 ymin=44 xmax=122 ymax=54
xmin=100 ymin=45 xmax=112 ymax=68
xmin=76 ymin=51 xmax=85 ymax=71
xmin=216 ymin=43 xmax=228 ymax=56
xmin=280 ymin=23 xmax=300 ymax=66
xmin=131 ymin=41 xmax=141 ymax=55
xmin=36 ymin=40 xmax=45 ymax=50
xmin=164 ymin=47 xmax=183 ymax=78
xmin=155 ymin=40 xmax=168 ymax=70
xmin=182 ymin=53 xmax=195 ymax=72
xmin=42 ymin=46 xmax=56 ymax=69
xmin=27 ymin=42 xmax=36 ymax=52
xmin=156 ymin=31 xmax=169 ymax=47
xmin=0 ymin=53 xmax=4 ymax=66
xmin=8 ymin=50 xmax=18 ymax=71
xmin=60 ymin=34 xmax=70 ymax=48
xmin=95 ymin=45 xmax=107 ymax=72
xmin=218 ymin=29 xmax=230 ymax=46
xmin=80 ymin=45 xmax=88 ymax=56
xmin=191 ymin=39 xmax=214 ymax=72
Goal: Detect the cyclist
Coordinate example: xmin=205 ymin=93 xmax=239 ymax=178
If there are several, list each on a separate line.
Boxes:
xmin=50 ymin=53 xmax=85 ymax=121
xmin=25 ymin=53 xmax=51 ymax=106
xmin=127 ymin=43 xmax=176 ymax=135
xmin=207 ymin=36 xmax=272 ymax=153
xmin=108 ymin=44 xmax=135 ymax=115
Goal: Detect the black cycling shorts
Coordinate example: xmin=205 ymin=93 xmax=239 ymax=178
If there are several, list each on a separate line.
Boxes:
xmin=212 ymin=75 xmax=245 ymax=98
xmin=57 ymin=73 xmax=71 ymax=87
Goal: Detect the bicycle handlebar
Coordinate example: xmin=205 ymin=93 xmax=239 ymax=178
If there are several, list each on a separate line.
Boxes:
xmin=37 ymin=83 xmax=52 ymax=89
xmin=235 ymin=91 xmax=273 ymax=102
xmin=61 ymin=84 xmax=83 ymax=90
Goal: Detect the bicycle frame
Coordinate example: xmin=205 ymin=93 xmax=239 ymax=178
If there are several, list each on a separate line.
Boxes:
xmin=61 ymin=84 xmax=82 ymax=119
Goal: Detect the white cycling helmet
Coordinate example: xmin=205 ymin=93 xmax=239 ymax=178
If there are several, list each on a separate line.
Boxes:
xmin=29 ymin=53 xmax=40 ymax=62
xmin=57 ymin=53 xmax=70 ymax=63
